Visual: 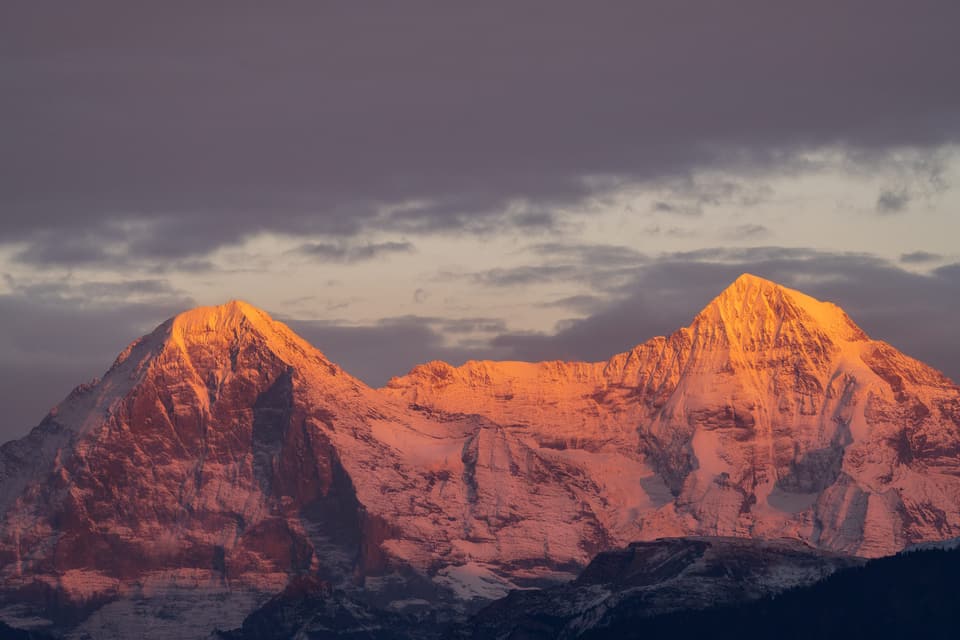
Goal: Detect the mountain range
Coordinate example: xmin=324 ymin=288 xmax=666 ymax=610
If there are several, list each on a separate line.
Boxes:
xmin=1 ymin=273 xmax=958 ymax=638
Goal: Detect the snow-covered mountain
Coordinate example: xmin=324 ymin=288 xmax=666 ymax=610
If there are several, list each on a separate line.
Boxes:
xmin=387 ymin=273 xmax=960 ymax=557
xmin=1 ymin=274 xmax=958 ymax=638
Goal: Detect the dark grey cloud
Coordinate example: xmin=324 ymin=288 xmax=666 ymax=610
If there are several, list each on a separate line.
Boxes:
xmin=652 ymin=201 xmax=702 ymax=216
xmin=4 ymin=275 xmax=184 ymax=302
xmin=2 ymin=3 xmax=959 ymax=265
xmin=455 ymin=242 xmax=648 ymax=290
xmin=651 ymin=178 xmax=773 ymax=217
xmin=900 ymin=250 xmax=944 ymax=264
xmin=528 ymin=243 xmax=646 ymax=267
xmin=877 ymin=188 xmax=911 ymax=213
xmin=296 ymin=240 xmax=414 ymax=263
xmin=726 ymin=224 xmax=770 ymax=239
xmin=10 ymin=226 xmax=219 ymax=273
xmin=12 ymin=230 xmax=121 ymax=267
xmin=468 ymin=264 xmax=582 ymax=287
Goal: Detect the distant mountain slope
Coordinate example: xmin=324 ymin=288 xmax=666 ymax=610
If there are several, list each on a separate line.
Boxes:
xmin=1 ymin=275 xmax=959 ymax=638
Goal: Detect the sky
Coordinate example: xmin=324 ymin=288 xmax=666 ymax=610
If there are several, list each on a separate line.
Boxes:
xmin=2 ymin=2 xmax=959 ymax=441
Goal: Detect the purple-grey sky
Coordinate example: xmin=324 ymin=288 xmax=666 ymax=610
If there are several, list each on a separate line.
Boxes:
xmin=2 ymin=2 xmax=960 ymax=441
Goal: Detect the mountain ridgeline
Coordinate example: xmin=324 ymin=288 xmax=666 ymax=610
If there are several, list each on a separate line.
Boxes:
xmin=1 ymin=274 xmax=959 ymax=638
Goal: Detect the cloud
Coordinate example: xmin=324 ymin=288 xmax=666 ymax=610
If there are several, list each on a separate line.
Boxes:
xmin=9 ymin=225 xmax=219 ymax=273
xmin=451 ymin=242 xmax=648 ymax=291
xmin=528 ymin=243 xmax=646 ymax=267
xmin=877 ymin=188 xmax=911 ymax=213
xmin=3 ymin=274 xmax=190 ymax=305
xmin=725 ymin=224 xmax=770 ymax=239
xmin=468 ymin=264 xmax=582 ymax=287
xmin=652 ymin=201 xmax=701 ymax=216
xmin=867 ymin=148 xmax=952 ymax=215
xmin=295 ymin=240 xmax=415 ymax=263
xmin=900 ymin=250 xmax=944 ymax=264
xmin=2 ymin=4 xmax=958 ymax=266
xmin=650 ymin=178 xmax=774 ymax=217
xmin=536 ymin=294 xmax=602 ymax=312
xmin=12 ymin=231 xmax=120 ymax=267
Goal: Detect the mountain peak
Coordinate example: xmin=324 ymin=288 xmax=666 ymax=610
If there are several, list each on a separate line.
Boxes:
xmin=731 ymin=272 xmax=778 ymax=288
xmin=695 ymin=274 xmax=868 ymax=346
xmin=720 ymin=272 xmax=793 ymax=301
xmin=171 ymin=299 xmax=270 ymax=335
xmin=164 ymin=299 xmax=334 ymax=372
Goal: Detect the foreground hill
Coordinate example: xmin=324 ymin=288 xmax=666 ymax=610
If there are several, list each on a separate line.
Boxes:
xmin=574 ymin=541 xmax=960 ymax=640
xmin=216 ymin=537 xmax=860 ymax=640
xmin=1 ymin=275 xmax=958 ymax=637
xmin=459 ymin=536 xmax=860 ymax=640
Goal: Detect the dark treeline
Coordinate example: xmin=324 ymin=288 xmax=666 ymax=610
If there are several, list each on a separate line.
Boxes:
xmin=0 ymin=621 xmax=56 ymax=639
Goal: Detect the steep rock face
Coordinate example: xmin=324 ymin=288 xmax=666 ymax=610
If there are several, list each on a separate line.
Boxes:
xmin=386 ymin=274 xmax=960 ymax=558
